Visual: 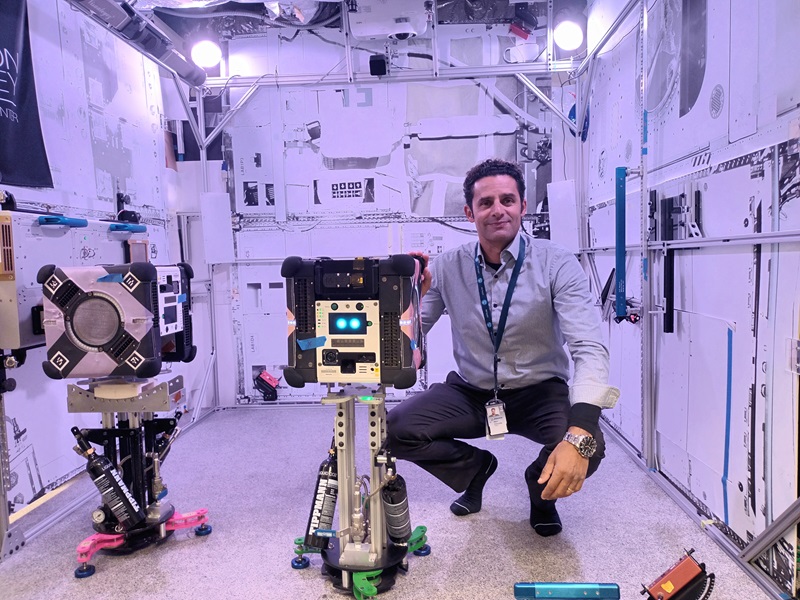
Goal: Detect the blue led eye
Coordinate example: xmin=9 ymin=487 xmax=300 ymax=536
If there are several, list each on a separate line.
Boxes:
xmin=336 ymin=318 xmax=347 ymax=330
xmin=349 ymin=318 xmax=361 ymax=329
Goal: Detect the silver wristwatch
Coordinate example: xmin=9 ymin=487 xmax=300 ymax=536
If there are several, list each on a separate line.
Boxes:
xmin=563 ymin=432 xmax=597 ymax=458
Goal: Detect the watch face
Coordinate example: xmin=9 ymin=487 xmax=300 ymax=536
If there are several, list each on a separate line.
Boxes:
xmin=579 ymin=436 xmax=597 ymax=457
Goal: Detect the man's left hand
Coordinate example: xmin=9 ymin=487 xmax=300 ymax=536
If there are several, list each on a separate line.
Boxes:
xmin=537 ymin=427 xmax=591 ymax=500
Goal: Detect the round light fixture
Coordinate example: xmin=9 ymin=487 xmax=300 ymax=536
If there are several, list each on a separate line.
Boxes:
xmin=191 ymin=40 xmax=222 ymax=69
xmin=553 ymin=20 xmax=584 ymax=52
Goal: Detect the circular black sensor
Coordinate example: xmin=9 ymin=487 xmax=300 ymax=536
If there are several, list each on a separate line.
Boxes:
xmin=71 ymin=297 xmax=121 ymax=348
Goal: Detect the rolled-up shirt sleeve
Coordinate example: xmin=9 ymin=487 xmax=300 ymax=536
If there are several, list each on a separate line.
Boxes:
xmin=421 ymin=256 xmax=446 ymax=335
xmin=550 ymin=249 xmax=620 ymax=417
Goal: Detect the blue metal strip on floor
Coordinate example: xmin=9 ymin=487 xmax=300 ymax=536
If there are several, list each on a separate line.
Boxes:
xmin=722 ymin=327 xmax=733 ymax=524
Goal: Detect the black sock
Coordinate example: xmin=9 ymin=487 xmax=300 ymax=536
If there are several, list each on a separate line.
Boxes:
xmin=449 ymin=451 xmax=497 ymax=516
xmin=530 ymin=504 xmax=562 ymax=537
xmin=525 ymin=471 xmax=562 ymax=536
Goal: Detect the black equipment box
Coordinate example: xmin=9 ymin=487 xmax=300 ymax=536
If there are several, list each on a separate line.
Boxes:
xmin=281 ymin=255 xmax=425 ymax=389
xmin=38 ymin=262 xmax=196 ymax=379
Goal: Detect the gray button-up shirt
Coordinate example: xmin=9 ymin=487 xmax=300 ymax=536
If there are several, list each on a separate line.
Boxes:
xmin=423 ymin=231 xmax=619 ymax=409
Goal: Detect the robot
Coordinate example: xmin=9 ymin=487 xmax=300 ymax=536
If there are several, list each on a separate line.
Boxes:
xmin=282 ymin=254 xmax=430 ymax=598
xmin=37 ymin=262 xmax=211 ymax=577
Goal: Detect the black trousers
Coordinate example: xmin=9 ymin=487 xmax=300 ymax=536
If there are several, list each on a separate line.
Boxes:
xmin=386 ymin=372 xmax=605 ymax=508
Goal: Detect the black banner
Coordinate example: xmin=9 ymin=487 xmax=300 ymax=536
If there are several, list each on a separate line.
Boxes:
xmin=0 ymin=0 xmax=53 ymax=188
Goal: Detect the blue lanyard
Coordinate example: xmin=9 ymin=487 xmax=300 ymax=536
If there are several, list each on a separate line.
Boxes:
xmin=473 ymin=236 xmax=526 ymax=395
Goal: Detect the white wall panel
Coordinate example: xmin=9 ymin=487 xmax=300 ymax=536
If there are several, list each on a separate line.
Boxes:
xmin=776 ymin=0 xmax=800 ymax=116
xmin=587 ymin=0 xmax=638 ymax=55
xmin=228 ymin=31 xmax=345 ymax=82
xmin=771 ymin=243 xmax=800 ymax=521
xmin=655 ymin=308 xmax=691 ymax=452
xmin=232 ymin=262 xmax=287 ymax=403
xmin=590 ymin=251 xmax=644 ymax=448
xmin=646 ymin=0 xmax=731 ymax=168
xmin=3 ymin=347 xmax=97 ymax=512
xmin=588 ymin=191 xmax=642 ymax=247
xmin=587 ymin=31 xmax=640 ymax=204
xmin=400 ymin=223 xmax=477 ymax=256
xmin=694 ymin=150 xmax=776 ymax=238
xmin=686 ymin=317 xmax=743 ymax=527
xmin=728 ymin=0 xmax=759 ymax=143
xmin=26 ymin=2 xmax=166 ymax=213
xmin=604 ymin=315 xmax=643 ymax=449
xmin=309 ymin=226 xmax=390 ymax=258
xmin=658 ymin=434 xmax=691 ymax=489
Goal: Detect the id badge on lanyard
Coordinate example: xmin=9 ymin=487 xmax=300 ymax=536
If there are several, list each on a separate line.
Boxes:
xmin=486 ymin=398 xmax=508 ymax=439
xmin=474 ymin=237 xmax=525 ymax=440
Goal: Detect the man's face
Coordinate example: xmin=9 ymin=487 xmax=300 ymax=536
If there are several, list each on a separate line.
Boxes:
xmin=464 ymin=174 xmax=527 ymax=250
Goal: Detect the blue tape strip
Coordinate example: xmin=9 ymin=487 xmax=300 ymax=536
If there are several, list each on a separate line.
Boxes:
xmin=642 ymin=257 xmax=648 ymax=281
xmin=643 ymin=109 xmax=648 ymax=144
xmin=722 ymin=327 xmax=733 ymax=525
xmin=297 ymin=336 xmax=326 ymax=351
xmin=177 ymin=293 xmax=187 ymax=303
xmin=97 ymin=274 xmax=124 ymax=283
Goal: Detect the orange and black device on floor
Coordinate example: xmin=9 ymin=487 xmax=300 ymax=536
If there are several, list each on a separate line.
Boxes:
xmin=642 ymin=549 xmax=715 ymax=600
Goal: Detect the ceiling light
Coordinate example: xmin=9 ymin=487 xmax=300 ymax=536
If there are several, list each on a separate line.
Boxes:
xmin=553 ymin=20 xmax=584 ymax=52
xmin=191 ymin=40 xmax=222 ymax=69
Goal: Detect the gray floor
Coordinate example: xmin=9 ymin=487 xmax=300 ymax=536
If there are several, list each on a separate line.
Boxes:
xmin=0 ymin=405 xmax=774 ymax=599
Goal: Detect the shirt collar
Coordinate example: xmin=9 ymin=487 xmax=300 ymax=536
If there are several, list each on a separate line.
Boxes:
xmin=477 ymin=230 xmax=524 ymax=265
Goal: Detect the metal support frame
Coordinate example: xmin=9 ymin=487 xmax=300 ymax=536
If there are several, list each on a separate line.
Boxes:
xmin=764 ymin=146 xmax=782 ymax=530
xmin=637 ymin=0 xmax=656 ymax=471
xmin=203 ymin=63 xmax=560 ymax=91
xmin=517 ymin=74 xmax=577 ymax=135
xmin=0 ymin=392 xmax=12 ymax=559
xmin=578 ymin=57 xmax=596 ymax=145
xmin=650 ymin=229 xmax=800 ymax=250
xmin=320 ymin=386 xmax=396 ymax=582
xmin=741 ymin=496 xmax=800 ymax=564
xmin=430 ymin=1 xmax=440 ymax=78
xmin=575 ymin=0 xmax=641 ymax=77
xmin=328 ymin=391 xmax=355 ymax=579
xmin=341 ymin=1 xmax=354 ymax=83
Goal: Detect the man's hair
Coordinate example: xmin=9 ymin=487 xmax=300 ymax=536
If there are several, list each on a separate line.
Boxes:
xmin=463 ymin=158 xmax=526 ymax=209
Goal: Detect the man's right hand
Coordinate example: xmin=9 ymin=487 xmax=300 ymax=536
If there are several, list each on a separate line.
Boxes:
xmin=409 ymin=251 xmax=432 ymax=298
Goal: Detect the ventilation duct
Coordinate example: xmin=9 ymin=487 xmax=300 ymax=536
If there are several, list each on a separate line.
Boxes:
xmin=63 ymin=0 xmax=207 ymax=87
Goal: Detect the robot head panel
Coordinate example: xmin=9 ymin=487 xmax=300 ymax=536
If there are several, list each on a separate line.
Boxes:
xmin=281 ymin=255 xmax=425 ymax=389
xmin=37 ymin=262 xmax=196 ymax=380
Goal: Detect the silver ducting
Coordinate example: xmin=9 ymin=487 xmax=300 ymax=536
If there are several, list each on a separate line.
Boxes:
xmin=63 ymin=0 xmax=207 ymax=87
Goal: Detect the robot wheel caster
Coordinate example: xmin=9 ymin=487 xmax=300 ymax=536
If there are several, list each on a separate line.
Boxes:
xmin=195 ymin=524 xmax=213 ymax=536
xmin=291 ymin=556 xmax=311 ymax=569
xmin=74 ymin=563 xmax=96 ymax=579
xmin=412 ymin=544 xmax=431 ymax=557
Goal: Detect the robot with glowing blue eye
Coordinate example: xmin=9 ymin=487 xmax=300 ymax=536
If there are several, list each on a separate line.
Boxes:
xmin=282 ymin=255 xmax=429 ymax=599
